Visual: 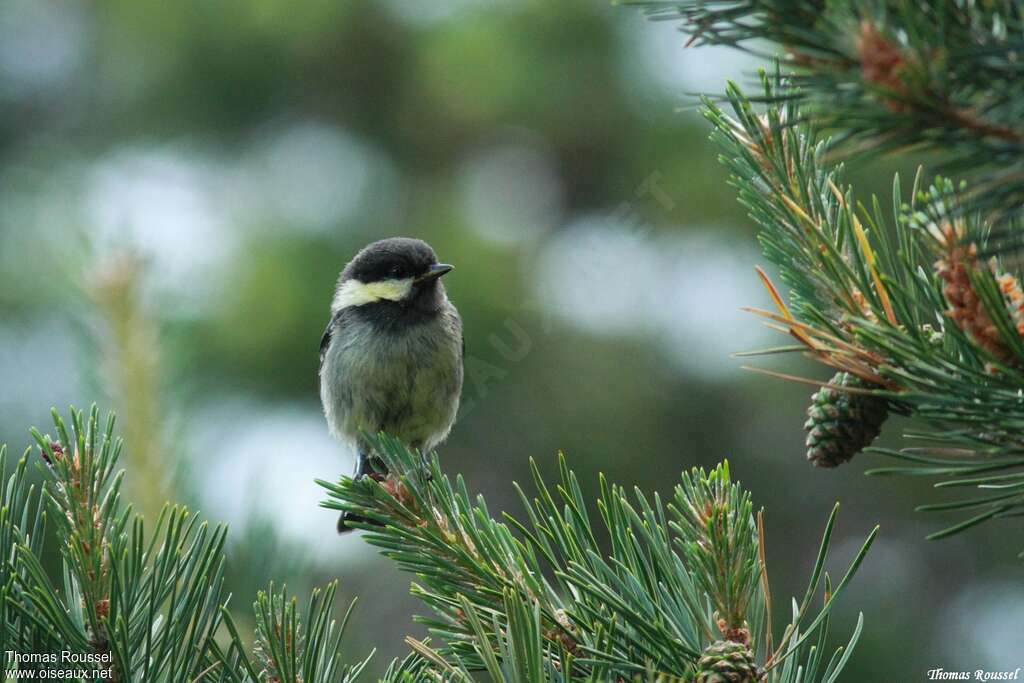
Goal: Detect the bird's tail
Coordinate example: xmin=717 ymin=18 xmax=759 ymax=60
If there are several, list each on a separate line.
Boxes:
xmin=337 ymin=511 xmax=371 ymax=533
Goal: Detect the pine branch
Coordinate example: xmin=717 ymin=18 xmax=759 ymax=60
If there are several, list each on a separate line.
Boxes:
xmin=675 ymin=461 xmax=760 ymax=642
xmin=16 ymin=407 xmax=232 ymax=681
xmin=2 ymin=407 xmax=373 ymax=682
xmin=626 ymin=0 xmax=1024 ymax=223
xmin=703 ymin=71 xmax=1024 ymax=549
xmin=1 ymin=444 xmax=49 ymax=672
xmin=215 ymin=581 xmax=371 ymax=683
xmin=379 ymin=652 xmax=438 ymax=683
xmin=1 ymin=405 xmax=874 ymax=681
xmin=319 ymin=434 xmax=875 ymax=682
xmin=404 ymin=592 xmax=585 ymax=683
xmin=88 ymin=252 xmax=173 ymax=525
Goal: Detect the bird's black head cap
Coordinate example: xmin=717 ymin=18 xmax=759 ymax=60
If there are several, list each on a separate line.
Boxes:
xmin=343 ymin=237 xmax=439 ymax=284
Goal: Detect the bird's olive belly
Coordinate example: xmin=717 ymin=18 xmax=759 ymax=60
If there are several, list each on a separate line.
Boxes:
xmin=322 ymin=325 xmax=462 ymax=450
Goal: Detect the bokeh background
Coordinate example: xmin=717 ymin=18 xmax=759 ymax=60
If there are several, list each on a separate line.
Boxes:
xmin=1 ymin=1 xmax=1020 ymax=679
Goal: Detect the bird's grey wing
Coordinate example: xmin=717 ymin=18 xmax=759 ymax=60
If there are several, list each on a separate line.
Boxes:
xmin=319 ymin=313 xmax=337 ymax=376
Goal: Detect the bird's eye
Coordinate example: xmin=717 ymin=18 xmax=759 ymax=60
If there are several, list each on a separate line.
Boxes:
xmin=389 ymin=265 xmax=406 ymax=279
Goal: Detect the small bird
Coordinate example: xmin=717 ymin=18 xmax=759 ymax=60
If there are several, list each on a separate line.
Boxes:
xmin=319 ymin=237 xmax=464 ymax=532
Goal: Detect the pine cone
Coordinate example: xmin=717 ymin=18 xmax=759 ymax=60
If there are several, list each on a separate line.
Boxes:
xmin=804 ymin=372 xmax=889 ymax=468
xmin=695 ymin=640 xmax=760 ymax=683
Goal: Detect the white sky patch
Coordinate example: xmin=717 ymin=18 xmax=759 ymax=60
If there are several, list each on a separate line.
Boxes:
xmin=538 ymin=221 xmax=654 ymax=335
xmin=0 ymin=318 xmax=85 ymax=437
xmin=616 ymin=12 xmax=763 ymax=105
xmin=82 ymin=146 xmax=238 ymax=311
xmin=943 ymin=579 xmax=1024 ymax=670
xmin=535 ymin=217 xmax=773 ymax=380
xmin=233 ymin=121 xmax=373 ymax=234
xmin=0 ymin=0 xmax=89 ymax=99
xmin=190 ymin=401 xmax=373 ymax=562
xmin=457 ymin=141 xmax=564 ymax=246
xmin=383 ymin=0 xmax=515 ymax=26
xmin=8 ymin=121 xmax=392 ymax=313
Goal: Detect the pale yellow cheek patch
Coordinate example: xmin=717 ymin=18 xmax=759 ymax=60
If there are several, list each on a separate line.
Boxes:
xmin=333 ymin=278 xmax=413 ymax=310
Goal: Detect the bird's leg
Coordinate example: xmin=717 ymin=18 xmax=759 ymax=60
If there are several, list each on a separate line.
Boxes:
xmin=410 ymin=440 xmax=434 ymax=483
xmin=355 ymin=443 xmax=387 ymax=481
xmin=354 ymin=445 xmax=373 ymax=478
xmin=357 ymin=455 xmax=386 ymax=482
xmin=338 ymin=443 xmax=386 ymax=533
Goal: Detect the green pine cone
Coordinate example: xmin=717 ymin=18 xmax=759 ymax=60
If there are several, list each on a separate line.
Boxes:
xmin=695 ymin=640 xmax=760 ymax=683
xmin=804 ymin=371 xmax=889 ymax=468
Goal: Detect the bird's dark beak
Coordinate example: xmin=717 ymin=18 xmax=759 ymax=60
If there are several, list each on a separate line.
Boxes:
xmin=416 ymin=263 xmax=453 ymax=283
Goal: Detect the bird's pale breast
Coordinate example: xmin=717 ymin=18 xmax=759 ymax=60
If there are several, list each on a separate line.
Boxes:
xmin=320 ymin=306 xmax=463 ymax=452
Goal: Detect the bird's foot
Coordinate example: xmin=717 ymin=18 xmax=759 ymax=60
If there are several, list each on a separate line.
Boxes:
xmin=415 ymin=451 xmax=434 ymax=482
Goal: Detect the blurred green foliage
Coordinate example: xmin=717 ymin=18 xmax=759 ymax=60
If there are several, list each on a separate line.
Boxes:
xmin=0 ymin=0 xmax=1017 ymax=678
